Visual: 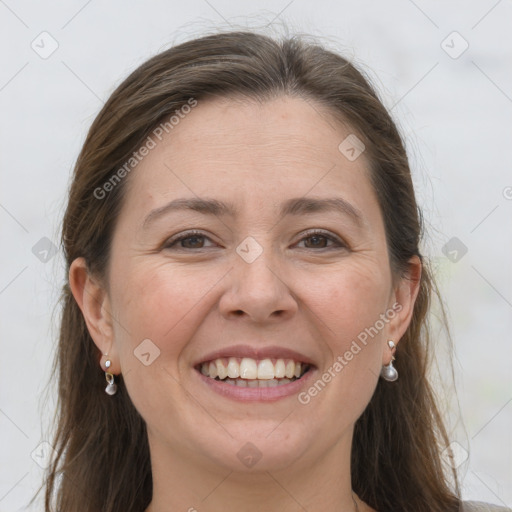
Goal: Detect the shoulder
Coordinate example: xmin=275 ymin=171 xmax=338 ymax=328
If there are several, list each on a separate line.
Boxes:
xmin=461 ymin=501 xmax=512 ymax=512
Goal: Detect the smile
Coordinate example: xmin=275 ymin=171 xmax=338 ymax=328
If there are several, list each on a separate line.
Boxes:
xmin=198 ymin=357 xmax=311 ymax=387
xmin=194 ymin=355 xmax=315 ymax=401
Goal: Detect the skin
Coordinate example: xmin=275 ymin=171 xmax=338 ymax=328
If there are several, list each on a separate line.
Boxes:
xmin=70 ymin=95 xmax=421 ymax=512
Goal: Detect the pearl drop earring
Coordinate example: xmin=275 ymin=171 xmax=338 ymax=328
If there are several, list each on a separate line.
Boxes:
xmin=104 ymin=359 xmax=117 ymax=395
xmin=380 ymin=340 xmax=398 ymax=382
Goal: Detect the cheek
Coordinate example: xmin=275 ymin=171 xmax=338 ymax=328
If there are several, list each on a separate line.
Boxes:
xmin=297 ymin=261 xmax=390 ymax=414
xmin=108 ymin=263 xmax=215 ymax=424
xmin=306 ymin=260 xmax=391 ymax=343
xmin=110 ymin=261 xmax=229 ymax=366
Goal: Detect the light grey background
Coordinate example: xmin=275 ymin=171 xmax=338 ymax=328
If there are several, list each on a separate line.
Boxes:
xmin=1 ymin=1 xmax=511 ymax=510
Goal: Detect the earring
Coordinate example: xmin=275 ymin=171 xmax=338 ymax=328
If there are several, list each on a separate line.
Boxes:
xmin=104 ymin=359 xmax=117 ymax=395
xmin=380 ymin=340 xmax=398 ymax=382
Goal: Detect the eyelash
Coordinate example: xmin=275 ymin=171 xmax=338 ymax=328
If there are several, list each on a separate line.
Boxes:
xmin=163 ymin=229 xmax=347 ymax=251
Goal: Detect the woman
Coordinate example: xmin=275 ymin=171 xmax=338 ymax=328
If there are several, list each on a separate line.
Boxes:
xmin=39 ymin=31 xmax=510 ymax=511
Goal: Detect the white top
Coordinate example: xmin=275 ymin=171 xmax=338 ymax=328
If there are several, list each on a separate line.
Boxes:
xmin=462 ymin=502 xmax=511 ymax=511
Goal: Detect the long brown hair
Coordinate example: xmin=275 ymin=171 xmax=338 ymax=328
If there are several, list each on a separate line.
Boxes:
xmin=39 ymin=30 xmax=461 ymax=511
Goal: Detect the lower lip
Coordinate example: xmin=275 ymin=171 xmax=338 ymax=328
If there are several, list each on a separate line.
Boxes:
xmin=195 ymin=368 xmax=317 ymax=402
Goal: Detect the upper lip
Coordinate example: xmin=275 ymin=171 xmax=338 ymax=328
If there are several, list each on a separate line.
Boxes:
xmin=194 ymin=344 xmax=317 ymax=367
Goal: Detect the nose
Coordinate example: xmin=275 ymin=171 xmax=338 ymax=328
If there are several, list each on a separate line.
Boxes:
xmin=218 ymin=245 xmax=298 ymax=324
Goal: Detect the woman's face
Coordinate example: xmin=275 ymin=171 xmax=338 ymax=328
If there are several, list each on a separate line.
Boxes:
xmin=76 ymin=96 xmax=418 ymax=474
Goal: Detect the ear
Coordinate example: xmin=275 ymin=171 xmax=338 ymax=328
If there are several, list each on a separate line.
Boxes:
xmin=383 ymin=255 xmax=422 ymax=364
xmin=69 ymin=257 xmax=120 ymax=373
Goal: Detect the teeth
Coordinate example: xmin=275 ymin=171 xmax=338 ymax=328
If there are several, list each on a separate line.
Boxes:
xmin=285 ymin=360 xmax=295 ymax=379
xmin=274 ymin=359 xmax=285 ymax=378
xmin=257 ymin=359 xmax=274 ymax=380
xmin=208 ymin=376 xmax=295 ymax=387
xmin=227 ymin=357 xmax=240 ymax=378
xmin=199 ymin=357 xmax=309 ymax=382
xmin=208 ymin=361 xmax=217 ymax=378
xmin=216 ymin=359 xmax=228 ymax=380
xmin=240 ymin=358 xmax=258 ymax=379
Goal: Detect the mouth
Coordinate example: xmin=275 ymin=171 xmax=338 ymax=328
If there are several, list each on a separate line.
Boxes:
xmin=195 ymin=357 xmax=313 ymax=388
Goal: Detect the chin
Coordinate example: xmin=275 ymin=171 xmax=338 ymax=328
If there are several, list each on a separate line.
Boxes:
xmin=196 ymin=424 xmax=314 ymax=473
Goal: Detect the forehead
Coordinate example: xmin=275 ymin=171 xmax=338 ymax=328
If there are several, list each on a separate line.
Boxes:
xmin=121 ymin=95 xmax=376 ymax=223
xmin=157 ymin=95 xmax=357 ymax=168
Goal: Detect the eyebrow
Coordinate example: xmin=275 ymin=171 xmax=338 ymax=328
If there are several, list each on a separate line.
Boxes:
xmin=142 ymin=196 xmax=364 ymax=229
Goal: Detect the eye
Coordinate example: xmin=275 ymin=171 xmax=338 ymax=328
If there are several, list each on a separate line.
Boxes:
xmin=295 ymin=230 xmax=346 ymax=250
xmin=163 ymin=229 xmax=346 ymax=251
xmin=163 ymin=231 xmax=216 ymax=250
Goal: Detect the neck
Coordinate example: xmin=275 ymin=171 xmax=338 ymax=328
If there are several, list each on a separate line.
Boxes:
xmin=145 ymin=429 xmax=365 ymax=512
